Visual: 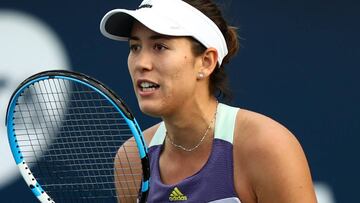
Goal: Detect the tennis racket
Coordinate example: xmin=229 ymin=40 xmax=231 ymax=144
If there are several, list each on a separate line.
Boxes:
xmin=5 ymin=70 xmax=149 ymax=203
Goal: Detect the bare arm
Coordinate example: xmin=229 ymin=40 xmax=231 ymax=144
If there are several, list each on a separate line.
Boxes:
xmin=114 ymin=138 xmax=142 ymax=202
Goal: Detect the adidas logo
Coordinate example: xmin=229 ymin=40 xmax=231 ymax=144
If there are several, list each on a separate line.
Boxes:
xmin=169 ymin=187 xmax=188 ymax=201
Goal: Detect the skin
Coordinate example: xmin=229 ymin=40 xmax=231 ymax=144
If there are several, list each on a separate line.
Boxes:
xmin=114 ymin=21 xmax=317 ymax=203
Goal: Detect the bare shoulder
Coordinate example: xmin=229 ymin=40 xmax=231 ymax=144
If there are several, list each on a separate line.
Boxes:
xmin=233 ymin=109 xmax=317 ymax=202
xmin=143 ymin=122 xmax=162 ymax=146
xmin=118 ymin=122 xmax=161 ymax=151
xmin=113 ymin=122 xmax=161 ymax=201
xmin=234 ymin=109 xmax=301 ymax=156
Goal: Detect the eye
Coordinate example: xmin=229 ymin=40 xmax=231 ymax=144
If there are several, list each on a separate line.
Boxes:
xmin=129 ymin=44 xmax=141 ymax=53
xmin=153 ymin=43 xmax=168 ymax=51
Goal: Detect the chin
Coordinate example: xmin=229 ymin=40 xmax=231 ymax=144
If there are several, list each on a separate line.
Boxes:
xmin=138 ymin=101 xmax=162 ymax=117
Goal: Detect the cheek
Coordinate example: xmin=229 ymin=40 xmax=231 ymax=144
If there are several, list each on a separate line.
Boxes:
xmin=176 ymin=55 xmax=196 ymax=79
xmin=162 ymin=61 xmax=185 ymax=83
xmin=127 ymin=55 xmax=136 ymax=79
xmin=164 ymin=56 xmax=196 ymax=91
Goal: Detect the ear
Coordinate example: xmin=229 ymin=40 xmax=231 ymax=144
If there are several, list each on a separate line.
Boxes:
xmin=198 ymin=48 xmax=218 ymax=78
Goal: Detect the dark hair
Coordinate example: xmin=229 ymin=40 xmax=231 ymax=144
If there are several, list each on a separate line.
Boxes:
xmin=184 ymin=0 xmax=240 ymax=101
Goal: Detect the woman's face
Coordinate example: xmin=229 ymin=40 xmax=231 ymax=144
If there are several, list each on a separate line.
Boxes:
xmin=128 ymin=22 xmax=202 ymax=117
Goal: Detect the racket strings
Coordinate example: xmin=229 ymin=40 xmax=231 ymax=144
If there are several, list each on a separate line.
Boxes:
xmin=12 ymin=78 xmax=142 ymax=202
xmin=20 ymin=82 xmax=53 ymax=180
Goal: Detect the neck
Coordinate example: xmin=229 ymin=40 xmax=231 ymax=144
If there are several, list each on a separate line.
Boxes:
xmin=163 ymin=99 xmax=218 ymax=152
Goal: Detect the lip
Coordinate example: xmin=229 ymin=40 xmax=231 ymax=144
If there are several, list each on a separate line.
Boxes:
xmin=136 ymin=79 xmax=160 ymax=97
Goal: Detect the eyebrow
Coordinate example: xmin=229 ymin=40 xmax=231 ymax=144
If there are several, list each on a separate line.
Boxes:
xmin=129 ymin=34 xmax=172 ymax=41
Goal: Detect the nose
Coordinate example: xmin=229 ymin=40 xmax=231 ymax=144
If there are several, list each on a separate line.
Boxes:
xmin=132 ymin=50 xmax=153 ymax=73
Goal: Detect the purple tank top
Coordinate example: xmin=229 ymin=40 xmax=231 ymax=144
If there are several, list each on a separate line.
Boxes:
xmin=146 ymin=103 xmax=241 ymax=202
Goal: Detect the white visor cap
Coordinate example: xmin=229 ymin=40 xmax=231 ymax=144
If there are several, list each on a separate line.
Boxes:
xmin=100 ymin=0 xmax=228 ymax=66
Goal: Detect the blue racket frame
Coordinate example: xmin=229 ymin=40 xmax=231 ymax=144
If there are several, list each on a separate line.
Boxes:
xmin=5 ymin=70 xmax=150 ymax=203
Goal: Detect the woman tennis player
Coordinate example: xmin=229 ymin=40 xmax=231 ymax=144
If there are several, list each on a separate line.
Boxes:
xmin=100 ymin=0 xmax=317 ymax=202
